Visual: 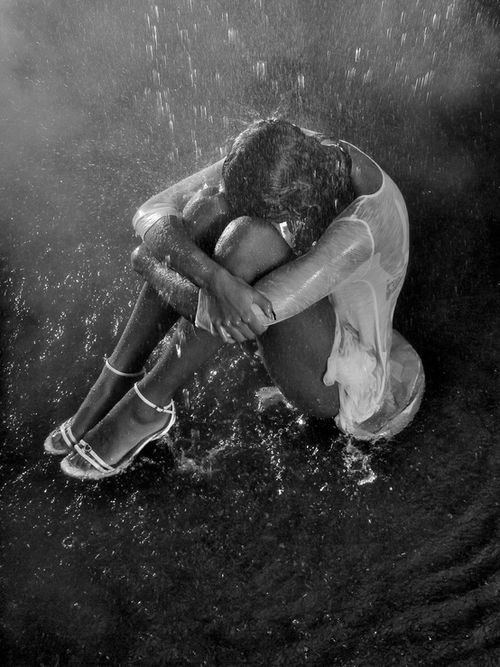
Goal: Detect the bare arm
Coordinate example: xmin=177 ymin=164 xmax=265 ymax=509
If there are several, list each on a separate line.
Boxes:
xmin=131 ymin=244 xmax=269 ymax=341
xmin=256 ymin=218 xmax=373 ymax=322
xmin=195 ymin=218 xmax=373 ymax=332
xmin=142 ymin=213 xmax=226 ymax=292
xmin=133 ymin=159 xmax=227 ymax=290
xmin=132 ymin=186 xmax=275 ymax=340
xmin=132 ymin=158 xmax=225 ymax=244
xmin=130 ymin=245 xmax=199 ymax=319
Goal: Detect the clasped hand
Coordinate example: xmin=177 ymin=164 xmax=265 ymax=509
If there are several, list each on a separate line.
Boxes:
xmin=197 ymin=267 xmax=274 ymax=343
xmin=132 ymin=244 xmax=273 ymax=344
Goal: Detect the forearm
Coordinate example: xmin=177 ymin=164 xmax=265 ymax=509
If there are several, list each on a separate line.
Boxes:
xmin=132 ymin=158 xmax=226 ymax=289
xmin=255 ymin=260 xmax=333 ymax=324
xmin=142 ymin=214 xmax=223 ymax=291
xmin=254 ymin=219 xmax=373 ymax=324
xmin=135 ymin=252 xmax=198 ymax=321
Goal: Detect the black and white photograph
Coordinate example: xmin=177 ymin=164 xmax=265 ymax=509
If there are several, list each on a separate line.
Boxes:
xmin=0 ymin=0 xmax=498 ymax=664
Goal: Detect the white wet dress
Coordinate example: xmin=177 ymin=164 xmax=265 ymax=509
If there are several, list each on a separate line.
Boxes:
xmin=251 ymin=139 xmax=425 ymax=440
xmin=321 ymin=142 xmax=425 ymax=440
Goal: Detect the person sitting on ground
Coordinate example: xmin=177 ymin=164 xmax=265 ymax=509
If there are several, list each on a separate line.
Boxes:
xmin=44 ymin=119 xmax=425 ymax=479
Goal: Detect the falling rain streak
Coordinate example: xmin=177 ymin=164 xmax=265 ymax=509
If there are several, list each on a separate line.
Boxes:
xmin=0 ymin=0 xmax=498 ymax=664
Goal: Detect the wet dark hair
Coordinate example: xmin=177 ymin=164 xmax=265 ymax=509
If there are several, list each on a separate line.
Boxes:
xmin=222 ymin=119 xmax=355 ymax=253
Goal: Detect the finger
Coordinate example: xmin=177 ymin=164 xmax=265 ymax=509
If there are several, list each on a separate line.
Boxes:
xmin=223 ymin=314 xmax=255 ymax=341
xmin=234 ymin=322 xmax=256 ymax=341
xmin=253 ymin=290 xmax=276 ymax=321
xmin=225 ymin=324 xmax=248 ymax=344
xmin=244 ymin=308 xmax=269 ymax=337
xmin=215 ymin=323 xmax=235 ymax=344
xmin=225 ymin=317 xmax=242 ymax=327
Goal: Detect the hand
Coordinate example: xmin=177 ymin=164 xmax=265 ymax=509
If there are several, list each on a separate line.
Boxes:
xmin=198 ymin=267 xmax=275 ymax=342
xmin=196 ymin=289 xmax=271 ymax=343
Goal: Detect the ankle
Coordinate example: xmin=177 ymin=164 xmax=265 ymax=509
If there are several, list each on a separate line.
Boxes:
xmin=104 ymin=355 xmax=145 ymax=378
xmin=71 ymin=404 xmax=98 ymax=438
xmin=133 ymin=383 xmax=173 ymax=425
xmin=132 ymin=398 xmax=168 ymax=427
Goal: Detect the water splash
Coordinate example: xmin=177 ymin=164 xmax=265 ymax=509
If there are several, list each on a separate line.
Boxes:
xmin=341 ymin=438 xmax=377 ymax=486
xmin=175 ymin=439 xmax=232 ymax=479
xmin=255 ymin=385 xmax=291 ymax=411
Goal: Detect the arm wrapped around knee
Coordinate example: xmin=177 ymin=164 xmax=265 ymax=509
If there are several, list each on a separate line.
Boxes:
xmin=195 ymin=286 xmax=271 ymax=338
xmin=254 ymin=218 xmax=374 ymax=323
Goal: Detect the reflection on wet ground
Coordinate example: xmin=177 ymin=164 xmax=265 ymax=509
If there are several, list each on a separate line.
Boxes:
xmin=2 ymin=292 xmax=498 ymax=664
xmin=1 ymin=0 xmax=499 ymax=664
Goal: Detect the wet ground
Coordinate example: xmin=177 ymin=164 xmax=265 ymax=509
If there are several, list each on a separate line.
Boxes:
xmin=1 ymin=0 xmax=499 ymax=665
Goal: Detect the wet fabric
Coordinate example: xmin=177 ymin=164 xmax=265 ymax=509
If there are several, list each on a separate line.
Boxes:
xmin=323 ymin=142 xmax=424 ymax=440
xmin=132 ymin=159 xmax=225 ymax=239
xmin=132 ymin=204 xmax=181 ymax=239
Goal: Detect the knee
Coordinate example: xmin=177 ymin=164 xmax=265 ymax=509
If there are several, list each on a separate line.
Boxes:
xmin=213 ymin=216 xmax=292 ymax=281
xmin=215 ymin=216 xmax=274 ymax=257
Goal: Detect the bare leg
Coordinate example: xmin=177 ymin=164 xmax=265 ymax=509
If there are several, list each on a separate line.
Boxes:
xmin=50 ymin=208 xmax=229 ymax=450
xmin=258 ymin=300 xmax=339 ymax=418
xmin=50 ymin=282 xmax=178 ymax=449
xmin=107 ymin=283 xmax=176 ymax=370
xmin=63 ymin=217 xmax=339 ymax=470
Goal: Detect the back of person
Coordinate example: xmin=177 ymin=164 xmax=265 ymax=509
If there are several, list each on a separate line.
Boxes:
xmin=324 ymin=142 xmax=425 ymax=441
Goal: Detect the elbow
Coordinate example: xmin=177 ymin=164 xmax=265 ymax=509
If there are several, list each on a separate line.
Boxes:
xmin=132 ymin=209 xmax=169 ymax=247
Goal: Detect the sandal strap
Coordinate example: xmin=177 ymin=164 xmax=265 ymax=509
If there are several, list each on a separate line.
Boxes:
xmin=60 ymin=420 xmax=77 ymax=449
xmin=74 ymin=440 xmax=115 ymax=473
xmin=133 ymin=383 xmax=175 ymax=415
xmin=104 ymin=356 xmax=146 ymax=378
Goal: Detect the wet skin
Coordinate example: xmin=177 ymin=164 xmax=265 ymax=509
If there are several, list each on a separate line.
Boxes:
xmin=56 ymin=140 xmax=383 ymax=472
xmin=61 ymin=196 xmax=340 ymax=472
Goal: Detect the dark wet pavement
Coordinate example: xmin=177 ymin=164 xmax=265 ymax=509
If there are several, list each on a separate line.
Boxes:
xmin=1 ymin=1 xmax=498 ymax=664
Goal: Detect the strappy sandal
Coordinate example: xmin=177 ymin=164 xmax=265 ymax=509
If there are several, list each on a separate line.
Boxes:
xmin=59 ymin=383 xmax=176 ymax=480
xmin=43 ymin=357 xmax=145 ymax=455
xmin=44 ymin=418 xmax=78 ymax=455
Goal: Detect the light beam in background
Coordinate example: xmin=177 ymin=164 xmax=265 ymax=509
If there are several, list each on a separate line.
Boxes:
xmin=0 ymin=0 xmax=497 ymax=448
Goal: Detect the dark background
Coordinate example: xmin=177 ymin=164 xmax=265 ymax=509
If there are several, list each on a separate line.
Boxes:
xmin=0 ymin=0 xmax=498 ymax=664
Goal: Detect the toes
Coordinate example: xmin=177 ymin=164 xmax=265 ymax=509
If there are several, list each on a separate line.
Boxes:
xmin=60 ymin=451 xmax=92 ymax=478
xmin=44 ymin=428 xmax=72 ymax=455
xmin=66 ymin=450 xmax=90 ymax=471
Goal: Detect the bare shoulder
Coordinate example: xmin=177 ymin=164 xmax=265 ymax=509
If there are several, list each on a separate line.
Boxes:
xmin=139 ymin=158 xmax=225 ymax=214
